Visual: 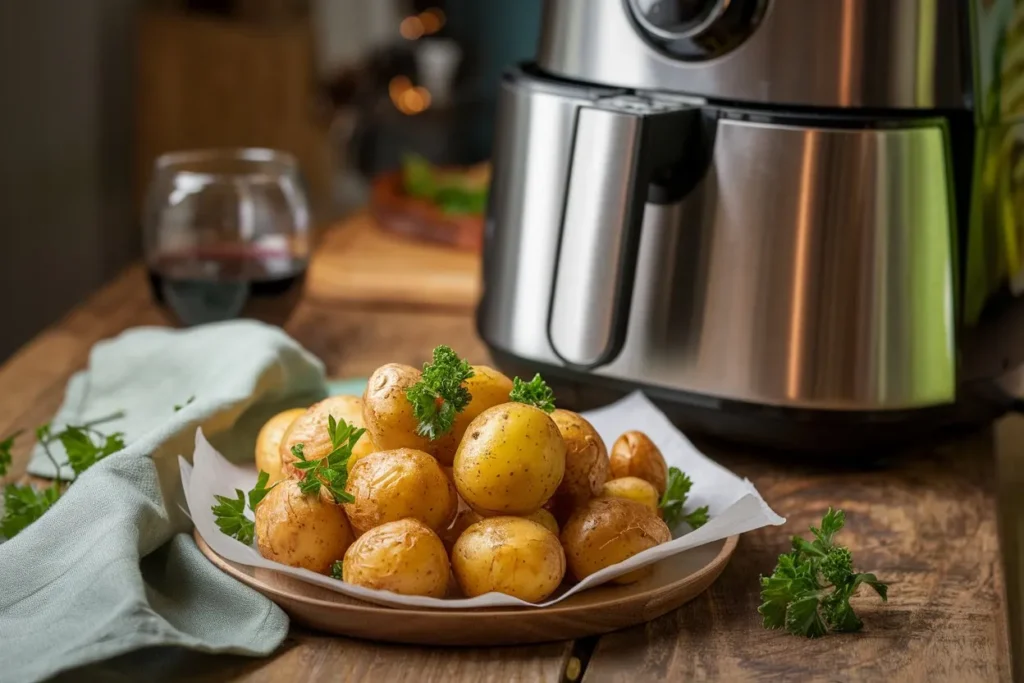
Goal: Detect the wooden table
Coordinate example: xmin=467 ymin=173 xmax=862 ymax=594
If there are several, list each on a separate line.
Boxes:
xmin=1 ymin=229 xmax=1015 ymax=682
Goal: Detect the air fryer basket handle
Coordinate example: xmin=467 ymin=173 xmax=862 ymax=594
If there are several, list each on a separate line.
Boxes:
xmin=548 ymin=98 xmax=697 ymax=368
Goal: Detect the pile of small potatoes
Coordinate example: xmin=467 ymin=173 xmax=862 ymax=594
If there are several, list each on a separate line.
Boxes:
xmin=252 ymin=362 xmax=674 ymax=602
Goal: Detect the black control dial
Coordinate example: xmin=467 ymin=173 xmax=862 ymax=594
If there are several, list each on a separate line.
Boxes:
xmin=626 ymin=0 xmax=767 ymax=61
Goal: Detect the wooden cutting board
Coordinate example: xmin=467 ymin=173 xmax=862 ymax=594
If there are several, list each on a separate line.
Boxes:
xmin=306 ymin=213 xmax=481 ymax=311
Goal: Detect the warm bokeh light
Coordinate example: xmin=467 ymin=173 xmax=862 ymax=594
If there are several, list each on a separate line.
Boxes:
xmin=419 ymin=8 xmax=446 ymax=34
xmin=389 ymin=76 xmax=432 ymax=115
xmin=399 ymin=15 xmax=424 ymax=40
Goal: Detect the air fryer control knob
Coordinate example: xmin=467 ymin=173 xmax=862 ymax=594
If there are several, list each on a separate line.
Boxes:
xmin=627 ymin=0 xmax=766 ymax=60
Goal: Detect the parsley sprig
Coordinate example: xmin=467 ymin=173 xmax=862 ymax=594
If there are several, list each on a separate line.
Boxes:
xmin=405 ymin=346 xmax=474 ymax=440
xmin=508 ymin=374 xmax=556 ymax=413
xmin=0 ymin=412 xmax=125 ymax=539
xmin=290 ymin=415 xmax=364 ymax=503
xmin=759 ymin=508 xmax=888 ymax=637
xmin=659 ymin=466 xmax=709 ymax=530
xmin=211 ymin=470 xmax=276 ymax=545
xmin=330 ymin=560 xmax=344 ymax=580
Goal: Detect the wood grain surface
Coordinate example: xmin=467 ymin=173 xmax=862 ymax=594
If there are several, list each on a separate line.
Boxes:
xmin=1 ymin=221 xmax=1014 ymax=681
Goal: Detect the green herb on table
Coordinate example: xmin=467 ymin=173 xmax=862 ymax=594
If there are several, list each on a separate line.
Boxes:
xmin=330 ymin=560 xmax=344 ymax=581
xmin=509 ymin=374 xmax=556 ymax=413
xmin=405 ymin=345 xmax=474 ymax=440
xmin=401 ymin=154 xmax=489 ymax=216
xmin=758 ymin=508 xmax=888 ymax=638
xmin=0 ymin=412 xmax=126 ymax=539
xmin=289 ymin=415 xmax=365 ymax=504
xmin=659 ymin=466 xmax=709 ymax=530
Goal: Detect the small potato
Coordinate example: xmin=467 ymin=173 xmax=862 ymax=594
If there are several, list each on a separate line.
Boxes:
xmin=362 ymin=363 xmax=434 ymax=454
xmin=454 ymin=403 xmax=566 ymax=516
xmin=255 ymin=479 xmax=354 ymax=574
xmin=561 ymin=497 xmax=671 ymax=584
xmin=429 ymin=366 xmax=515 ymax=465
xmin=600 ymin=477 xmax=660 ymax=514
xmin=609 ymin=431 xmax=668 ymax=495
xmin=549 ymin=409 xmax=609 ymax=523
xmin=523 ymin=508 xmax=559 ymax=536
xmin=254 ymin=408 xmax=306 ymax=484
xmin=344 ymin=448 xmax=458 ymax=535
xmin=452 ymin=517 xmax=566 ymax=602
xmin=280 ymin=396 xmax=376 ymax=479
xmin=342 ymin=519 xmax=450 ymax=597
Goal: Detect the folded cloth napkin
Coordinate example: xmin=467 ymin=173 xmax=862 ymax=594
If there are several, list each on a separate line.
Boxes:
xmin=0 ymin=321 xmax=328 ymax=683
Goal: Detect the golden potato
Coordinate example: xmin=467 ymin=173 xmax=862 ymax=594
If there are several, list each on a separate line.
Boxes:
xmin=254 ymin=408 xmax=306 ymax=484
xmin=429 ymin=365 xmax=515 ymax=465
xmin=600 ymin=477 xmax=660 ymax=514
xmin=549 ymin=409 xmax=609 ymax=522
xmin=342 ymin=518 xmax=450 ymax=597
xmin=561 ymin=497 xmax=671 ymax=584
xmin=451 ymin=517 xmax=565 ymax=601
xmin=440 ymin=507 xmax=483 ymax=552
xmin=343 ymin=448 xmax=458 ymax=535
xmin=453 ymin=403 xmax=566 ymax=516
xmin=280 ymin=396 xmax=376 ymax=479
xmin=362 ymin=363 xmax=436 ymax=457
xmin=609 ymin=431 xmax=668 ymax=495
xmin=523 ymin=508 xmax=559 ymax=536
xmin=254 ymin=479 xmax=354 ymax=574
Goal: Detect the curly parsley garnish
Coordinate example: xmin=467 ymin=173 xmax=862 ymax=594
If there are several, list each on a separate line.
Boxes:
xmin=290 ymin=415 xmax=364 ymax=504
xmin=405 ymin=345 xmax=474 ymax=440
xmin=659 ymin=466 xmax=709 ymax=530
xmin=508 ymin=374 xmax=556 ymax=413
xmin=759 ymin=508 xmax=888 ymax=637
xmin=330 ymin=560 xmax=344 ymax=580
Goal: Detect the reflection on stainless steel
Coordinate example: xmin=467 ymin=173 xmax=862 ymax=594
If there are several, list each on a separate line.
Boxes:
xmin=538 ymin=0 xmax=967 ymax=109
xmin=481 ymin=72 xmax=957 ymax=411
xmin=549 ymin=107 xmax=644 ymax=367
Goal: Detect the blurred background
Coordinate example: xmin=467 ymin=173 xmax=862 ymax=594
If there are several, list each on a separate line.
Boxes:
xmin=0 ymin=0 xmax=542 ymax=358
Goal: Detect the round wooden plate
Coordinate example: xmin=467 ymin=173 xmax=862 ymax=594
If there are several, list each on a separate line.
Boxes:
xmin=194 ymin=529 xmax=738 ymax=646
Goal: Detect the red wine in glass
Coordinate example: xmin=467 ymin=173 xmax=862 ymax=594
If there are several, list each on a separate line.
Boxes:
xmin=147 ymin=246 xmax=307 ymax=327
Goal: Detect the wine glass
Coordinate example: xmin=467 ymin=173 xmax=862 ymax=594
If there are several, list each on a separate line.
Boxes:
xmin=143 ymin=148 xmax=311 ymax=327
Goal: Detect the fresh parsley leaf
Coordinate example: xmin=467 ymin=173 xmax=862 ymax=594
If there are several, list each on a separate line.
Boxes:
xmin=0 ymin=431 xmax=20 ymax=477
xmin=508 ymin=374 xmax=556 ymax=413
xmin=405 ymin=345 xmax=474 ymax=440
xmin=211 ymin=489 xmax=255 ymax=545
xmin=1 ymin=483 xmax=61 ymax=538
xmin=330 ymin=560 xmax=344 ymax=580
xmin=290 ymin=417 xmax=364 ymax=504
xmin=59 ymin=427 xmax=125 ymax=476
xmin=658 ymin=466 xmax=709 ymax=530
xmin=248 ymin=470 xmax=277 ymax=510
xmin=758 ymin=508 xmax=888 ymax=638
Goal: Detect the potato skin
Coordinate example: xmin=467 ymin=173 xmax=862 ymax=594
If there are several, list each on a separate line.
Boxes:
xmin=343 ymin=448 xmax=458 ymax=535
xmin=523 ymin=508 xmax=559 ymax=536
xmin=342 ymin=518 xmax=450 ymax=597
xmin=362 ymin=363 xmax=434 ymax=454
xmin=600 ymin=477 xmax=660 ymax=514
xmin=451 ymin=517 xmax=566 ymax=602
xmin=280 ymin=396 xmax=376 ymax=479
xmin=453 ymin=403 xmax=566 ymax=516
xmin=561 ymin=497 xmax=671 ymax=584
xmin=609 ymin=431 xmax=668 ymax=495
xmin=255 ymin=408 xmax=306 ymax=485
xmin=429 ymin=366 xmax=515 ymax=465
xmin=254 ymin=479 xmax=354 ymax=574
xmin=549 ymin=409 xmax=609 ymax=522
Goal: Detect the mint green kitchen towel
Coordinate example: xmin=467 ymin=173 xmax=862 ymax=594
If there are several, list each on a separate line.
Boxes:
xmin=0 ymin=321 xmax=329 ymax=683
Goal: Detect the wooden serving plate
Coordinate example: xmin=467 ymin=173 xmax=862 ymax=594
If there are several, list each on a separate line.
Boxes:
xmin=194 ymin=529 xmax=737 ymax=646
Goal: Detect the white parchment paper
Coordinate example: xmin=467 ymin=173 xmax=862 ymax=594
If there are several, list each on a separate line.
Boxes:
xmin=180 ymin=391 xmax=785 ymax=608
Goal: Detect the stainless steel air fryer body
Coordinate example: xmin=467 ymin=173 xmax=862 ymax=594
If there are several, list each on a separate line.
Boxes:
xmin=478 ymin=0 xmax=1024 ymax=447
